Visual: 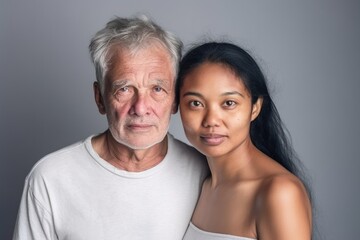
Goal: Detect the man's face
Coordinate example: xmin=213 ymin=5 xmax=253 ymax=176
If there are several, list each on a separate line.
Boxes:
xmin=96 ymin=44 xmax=176 ymax=149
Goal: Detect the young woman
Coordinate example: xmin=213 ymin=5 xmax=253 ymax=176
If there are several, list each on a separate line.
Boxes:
xmin=177 ymin=42 xmax=313 ymax=240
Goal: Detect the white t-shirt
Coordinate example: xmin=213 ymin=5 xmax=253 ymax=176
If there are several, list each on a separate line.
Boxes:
xmin=183 ymin=222 xmax=256 ymax=240
xmin=13 ymin=134 xmax=208 ymax=240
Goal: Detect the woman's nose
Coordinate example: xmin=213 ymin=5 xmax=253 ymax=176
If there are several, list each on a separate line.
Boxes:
xmin=202 ymin=108 xmax=221 ymax=128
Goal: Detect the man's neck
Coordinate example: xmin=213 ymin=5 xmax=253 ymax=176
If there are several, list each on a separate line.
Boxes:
xmin=92 ymin=130 xmax=168 ymax=172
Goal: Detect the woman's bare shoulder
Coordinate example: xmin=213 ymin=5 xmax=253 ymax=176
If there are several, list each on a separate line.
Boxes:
xmin=254 ymin=173 xmax=312 ymax=239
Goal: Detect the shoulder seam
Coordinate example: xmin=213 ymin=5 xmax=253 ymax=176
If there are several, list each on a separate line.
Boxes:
xmin=28 ymin=183 xmax=53 ymax=217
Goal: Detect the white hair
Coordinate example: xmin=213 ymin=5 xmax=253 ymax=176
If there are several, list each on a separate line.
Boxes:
xmin=89 ymin=15 xmax=183 ymax=92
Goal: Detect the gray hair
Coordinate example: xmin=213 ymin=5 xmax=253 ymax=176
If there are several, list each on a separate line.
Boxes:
xmin=89 ymin=15 xmax=183 ymax=92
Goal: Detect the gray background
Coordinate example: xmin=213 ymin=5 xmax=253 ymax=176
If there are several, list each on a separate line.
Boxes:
xmin=1 ymin=0 xmax=359 ymax=239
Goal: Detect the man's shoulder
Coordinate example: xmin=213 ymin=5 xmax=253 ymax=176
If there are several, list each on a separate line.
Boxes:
xmin=168 ymin=134 xmax=200 ymax=155
xmin=26 ymin=137 xmax=90 ymax=181
xmin=168 ymin=134 xmax=207 ymax=164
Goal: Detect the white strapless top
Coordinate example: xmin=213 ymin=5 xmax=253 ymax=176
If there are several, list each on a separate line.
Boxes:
xmin=183 ymin=222 xmax=256 ymax=240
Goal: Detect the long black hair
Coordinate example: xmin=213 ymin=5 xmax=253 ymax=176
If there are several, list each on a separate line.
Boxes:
xmin=176 ymin=41 xmax=313 ymax=204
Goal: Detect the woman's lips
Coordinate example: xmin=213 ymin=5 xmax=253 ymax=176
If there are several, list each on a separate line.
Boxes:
xmin=200 ymin=134 xmax=226 ymax=146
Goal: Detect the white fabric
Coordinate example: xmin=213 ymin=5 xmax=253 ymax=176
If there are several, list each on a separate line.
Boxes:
xmin=13 ymin=134 xmax=208 ymax=240
xmin=183 ymin=222 xmax=256 ymax=240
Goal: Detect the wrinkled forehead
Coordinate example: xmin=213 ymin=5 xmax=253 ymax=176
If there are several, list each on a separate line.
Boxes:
xmin=107 ymin=38 xmax=177 ymax=70
xmin=104 ymin=43 xmax=175 ymax=87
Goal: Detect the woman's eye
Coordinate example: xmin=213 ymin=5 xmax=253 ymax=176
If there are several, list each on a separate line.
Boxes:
xmin=224 ymin=100 xmax=236 ymax=107
xmin=190 ymin=101 xmax=203 ymax=107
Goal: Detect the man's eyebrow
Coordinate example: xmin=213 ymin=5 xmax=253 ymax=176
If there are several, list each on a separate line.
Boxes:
xmin=154 ymin=79 xmax=170 ymax=85
xmin=112 ymin=80 xmax=129 ymax=88
xmin=110 ymin=80 xmax=129 ymax=94
xmin=113 ymin=79 xmax=129 ymax=84
xmin=150 ymin=79 xmax=162 ymax=84
xmin=151 ymin=79 xmax=172 ymax=89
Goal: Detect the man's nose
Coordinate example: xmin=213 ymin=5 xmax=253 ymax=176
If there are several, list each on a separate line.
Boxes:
xmin=130 ymin=91 xmax=150 ymax=116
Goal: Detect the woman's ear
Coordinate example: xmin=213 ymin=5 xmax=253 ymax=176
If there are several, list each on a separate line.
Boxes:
xmin=93 ymin=82 xmax=106 ymax=115
xmin=251 ymin=97 xmax=263 ymax=121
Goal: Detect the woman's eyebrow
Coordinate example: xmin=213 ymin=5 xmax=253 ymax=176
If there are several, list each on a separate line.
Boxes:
xmin=221 ymin=91 xmax=245 ymax=98
xmin=183 ymin=91 xmax=244 ymax=98
xmin=182 ymin=91 xmax=203 ymax=98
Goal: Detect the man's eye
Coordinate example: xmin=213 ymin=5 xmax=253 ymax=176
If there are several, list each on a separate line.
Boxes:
xmin=153 ymin=86 xmax=163 ymax=92
xmin=120 ymin=86 xmax=129 ymax=92
xmin=113 ymin=86 xmax=132 ymax=98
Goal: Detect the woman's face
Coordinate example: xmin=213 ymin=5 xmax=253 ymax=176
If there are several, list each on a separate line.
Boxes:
xmin=179 ymin=62 xmax=262 ymax=158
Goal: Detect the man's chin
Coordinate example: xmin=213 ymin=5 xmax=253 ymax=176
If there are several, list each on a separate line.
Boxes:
xmin=112 ymin=135 xmax=167 ymax=150
xmin=119 ymin=139 xmax=164 ymax=150
xmin=108 ymin=127 xmax=168 ymax=149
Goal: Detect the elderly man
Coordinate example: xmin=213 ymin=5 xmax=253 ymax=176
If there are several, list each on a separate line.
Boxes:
xmin=13 ymin=16 xmax=208 ymax=240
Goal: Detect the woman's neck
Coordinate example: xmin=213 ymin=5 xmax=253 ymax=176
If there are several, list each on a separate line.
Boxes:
xmin=206 ymin=139 xmax=260 ymax=187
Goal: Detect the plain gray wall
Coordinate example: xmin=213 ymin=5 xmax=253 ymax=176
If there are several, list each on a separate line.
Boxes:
xmin=1 ymin=0 xmax=359 ymax=239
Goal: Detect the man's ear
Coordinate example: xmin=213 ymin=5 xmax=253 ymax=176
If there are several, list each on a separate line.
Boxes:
xmin=93 ymin=82 xmax=106 ymax=115
xmin=251 ymin=97 xmax=263 ymax=121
